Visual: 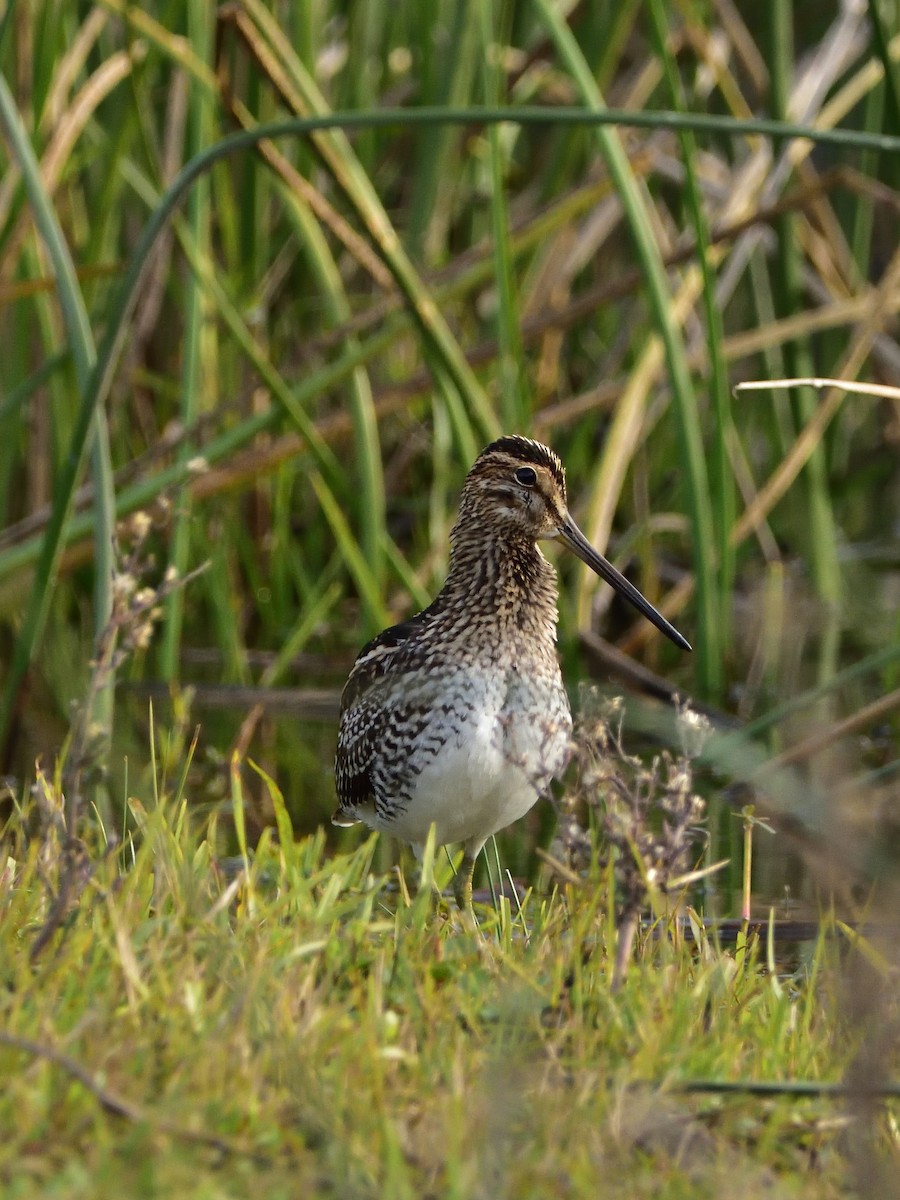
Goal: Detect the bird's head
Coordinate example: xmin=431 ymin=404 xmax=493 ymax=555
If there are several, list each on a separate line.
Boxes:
xmin=457 ymin=435 xmax=569 ymax=541
xmin=455 ymin=435 xmax=692 ymax=652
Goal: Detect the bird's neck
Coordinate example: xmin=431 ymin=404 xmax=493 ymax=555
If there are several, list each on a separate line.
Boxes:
xmin=439 ymin=524 xmax=560 ymax=637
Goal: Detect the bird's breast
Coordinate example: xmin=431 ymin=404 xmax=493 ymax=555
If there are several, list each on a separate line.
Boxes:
xmin=366 ymin=658 xmax=573 ymax=849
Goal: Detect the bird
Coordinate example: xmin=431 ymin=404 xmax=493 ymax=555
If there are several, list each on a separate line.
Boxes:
xmin=332 ymin=435 xmax=691 ymax=914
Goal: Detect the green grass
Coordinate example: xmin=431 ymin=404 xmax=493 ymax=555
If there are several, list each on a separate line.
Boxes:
xmin=2 ymin=772 xmax=895 ymax=1199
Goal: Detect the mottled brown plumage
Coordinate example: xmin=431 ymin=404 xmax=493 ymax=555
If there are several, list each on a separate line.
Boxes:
xmin=333 ymin=436 xmax=690 ymax=912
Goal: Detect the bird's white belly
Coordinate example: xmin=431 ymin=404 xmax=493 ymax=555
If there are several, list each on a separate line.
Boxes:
xmin=367 ymin=669 xmax=572 ymax=852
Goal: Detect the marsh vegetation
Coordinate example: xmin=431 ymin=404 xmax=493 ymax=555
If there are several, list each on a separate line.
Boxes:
xmin=1 ymin=2 xmax=898 ymax=1194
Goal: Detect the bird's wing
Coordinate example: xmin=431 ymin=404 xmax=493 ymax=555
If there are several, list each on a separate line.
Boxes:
xmin=333 ymin=603 xmax=442 ymax=820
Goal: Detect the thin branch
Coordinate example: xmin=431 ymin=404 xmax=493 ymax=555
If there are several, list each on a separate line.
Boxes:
xmin=0 ymin=1030 xmax=273 ymax=1161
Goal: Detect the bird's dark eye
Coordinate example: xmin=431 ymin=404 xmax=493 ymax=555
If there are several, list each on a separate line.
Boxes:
xmin=514 ymin=466 xmax=537 ymax=487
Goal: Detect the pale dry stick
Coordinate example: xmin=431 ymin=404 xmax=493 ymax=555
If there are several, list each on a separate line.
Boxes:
xmin=539 ymin=285 xmax=900 ymax=435
xmin=6 ymin=105 xmax=899 ymax=601
xmin=735 ymin=377 xmax=900 ymax=404
xmin=7 ymin=257 xmax=898 ymax=567
xmin=4 ymin=125 xmax=886 ymax=505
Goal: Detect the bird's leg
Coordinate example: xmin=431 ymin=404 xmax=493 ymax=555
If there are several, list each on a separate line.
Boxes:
xmin=453 ymin=849 xmax=477 ymax=918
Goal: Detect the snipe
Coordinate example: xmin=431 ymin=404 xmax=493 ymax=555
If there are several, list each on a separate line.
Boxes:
xmin=333 ymin=435 xmax=691 ymax=914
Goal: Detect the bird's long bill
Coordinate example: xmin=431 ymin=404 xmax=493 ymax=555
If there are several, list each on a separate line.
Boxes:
xmin=557 ymin=517 xmax=692 ymax=652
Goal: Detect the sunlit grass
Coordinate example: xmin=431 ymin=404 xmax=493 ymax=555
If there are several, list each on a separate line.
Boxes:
xmin=2 ymin=764 xmax=894 ymax=1198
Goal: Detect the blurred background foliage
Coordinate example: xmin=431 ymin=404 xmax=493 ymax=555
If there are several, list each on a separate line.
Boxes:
xmin=0 ymin=0 xmax=898 ymax=898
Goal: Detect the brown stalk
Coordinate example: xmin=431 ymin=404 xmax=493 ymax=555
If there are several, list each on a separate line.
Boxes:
xmin=0 ymin=1030 xmax=269 ymax=1161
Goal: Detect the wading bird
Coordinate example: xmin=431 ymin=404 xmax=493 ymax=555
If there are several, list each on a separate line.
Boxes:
xmin=333 ymin=436 xmax=691 ymax=913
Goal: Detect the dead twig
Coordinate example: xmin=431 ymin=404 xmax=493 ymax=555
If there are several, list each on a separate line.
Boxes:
xmin=0 ymin=1030 xmax=272 ymax=1161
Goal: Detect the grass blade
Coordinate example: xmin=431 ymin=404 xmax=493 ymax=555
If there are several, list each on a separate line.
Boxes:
xmin=532 ymin=1 xmax=720 ymax=694
xmin=0 ymin=71 xmax=116 ymax=753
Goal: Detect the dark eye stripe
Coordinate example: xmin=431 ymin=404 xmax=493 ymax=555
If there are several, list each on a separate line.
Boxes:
xmin=515 ymin=466 xmax=537 ymax=486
